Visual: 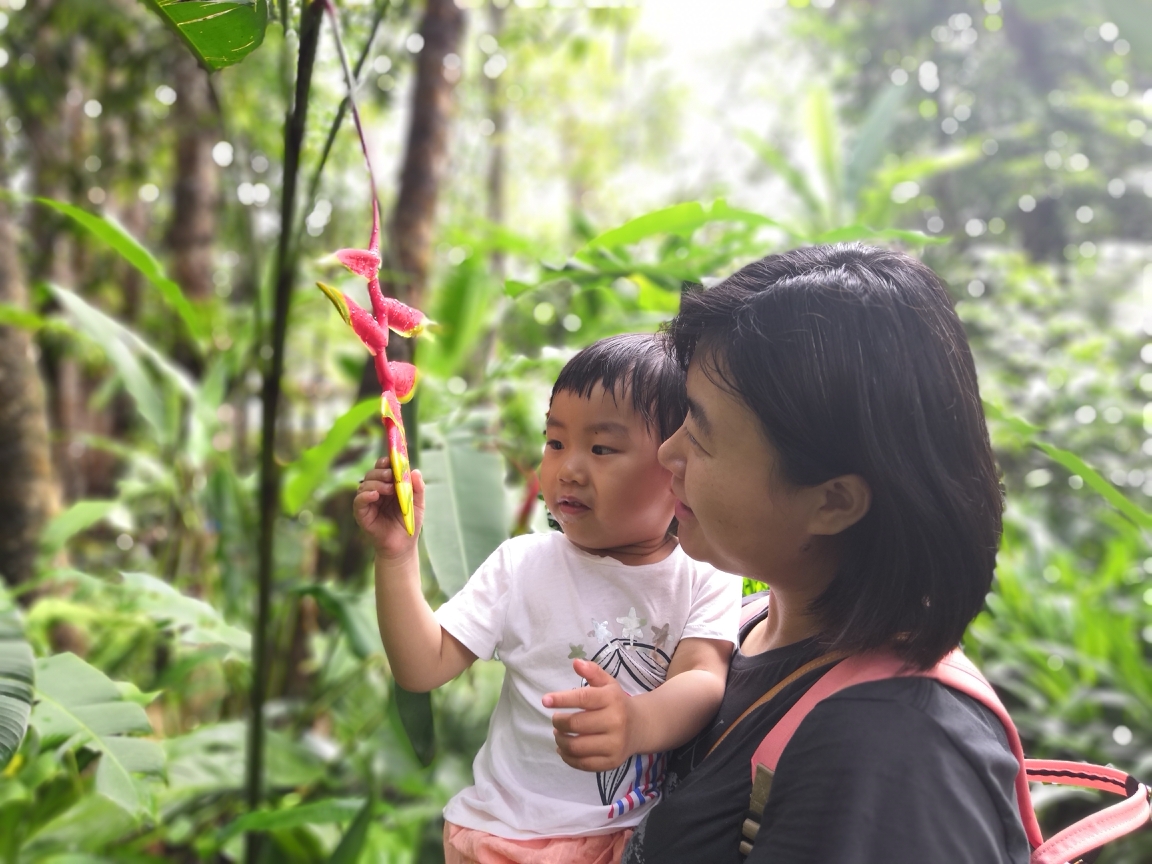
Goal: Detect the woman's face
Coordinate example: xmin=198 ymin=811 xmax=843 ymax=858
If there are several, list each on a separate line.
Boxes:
xmin=658 ymin=357 xmax=821 ymax=585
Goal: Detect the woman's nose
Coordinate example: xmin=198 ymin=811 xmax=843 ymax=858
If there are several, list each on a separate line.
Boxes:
xmin=658 ymin=427 xmax=686 ymax=477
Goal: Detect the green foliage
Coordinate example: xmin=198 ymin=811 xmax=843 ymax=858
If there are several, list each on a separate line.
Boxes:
xmin=31 ymin=654 xmax=164 ymax=817
xmin=0 ymin=595 xmax=34 ymax=771
xmin=35 ymin=198 xmax=206 ymax=344
xmin=421 ymin=440 xmax=509 ymax=599
xmin=143 ymin=0 xmax=270 ymax=72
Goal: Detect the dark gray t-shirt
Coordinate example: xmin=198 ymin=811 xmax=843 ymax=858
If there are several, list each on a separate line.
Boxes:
xmin=623 ymin=608 xmax=1030 ymax=864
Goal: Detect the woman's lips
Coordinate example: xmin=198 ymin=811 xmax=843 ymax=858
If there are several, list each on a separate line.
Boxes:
xmin=674 ymin=498 xmax=695 ymax=520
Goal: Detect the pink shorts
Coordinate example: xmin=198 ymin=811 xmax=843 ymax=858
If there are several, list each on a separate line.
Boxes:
xmin=443 ymin=821 xmax=633 ymax=864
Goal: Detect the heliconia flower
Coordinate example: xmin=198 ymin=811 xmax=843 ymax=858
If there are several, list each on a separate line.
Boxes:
xmin=377 ymin=297 xmax=432 ymax=338
xmin=389 ymin=362 xmax=418 ymax=403
xmin=381 ymin=391 xmax=414 ymax=536
xmin=316 ymin=282 xmax=388 ymax=356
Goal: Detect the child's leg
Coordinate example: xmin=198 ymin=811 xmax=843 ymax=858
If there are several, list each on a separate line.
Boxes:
xmin=443 ymin=821 xmax=633 ymax=864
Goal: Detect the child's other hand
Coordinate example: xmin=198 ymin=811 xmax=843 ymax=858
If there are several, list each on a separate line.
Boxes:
xmin=353 ymin=460 xmax=424 ymax=559
xmin=543 ymin=659 xmax=635 ymax=772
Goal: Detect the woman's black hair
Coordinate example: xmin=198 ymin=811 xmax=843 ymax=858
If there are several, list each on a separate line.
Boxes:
xmin=666 ymin=243 xmax=1002 ymax=670
xmin=552 ymin=332 xmax=687 ymax=443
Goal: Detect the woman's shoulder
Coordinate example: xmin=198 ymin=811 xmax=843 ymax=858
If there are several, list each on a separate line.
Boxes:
xmin=786 ymin=675 xmax=1021 ymax=797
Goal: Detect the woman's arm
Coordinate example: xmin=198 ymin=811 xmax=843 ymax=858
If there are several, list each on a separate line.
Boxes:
xmin=544 ymin=636 xmax=732 ymax=772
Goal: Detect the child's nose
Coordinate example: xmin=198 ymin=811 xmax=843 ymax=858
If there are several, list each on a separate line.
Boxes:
xmin=557 ymin=452 xmax=586 ymax=484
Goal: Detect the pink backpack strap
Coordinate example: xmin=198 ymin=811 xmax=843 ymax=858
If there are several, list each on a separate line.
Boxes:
xmin=750 ymin=649 xmax=1046 ymax=849
xmin=1029 ymin=773 xmax=1150 ymax=864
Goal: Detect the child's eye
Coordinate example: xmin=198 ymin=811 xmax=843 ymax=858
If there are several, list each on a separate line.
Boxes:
xmin=591 ymin=445 xmax=615 ymax=456
xmin=545 ymin=439 xmax=563 ymax=451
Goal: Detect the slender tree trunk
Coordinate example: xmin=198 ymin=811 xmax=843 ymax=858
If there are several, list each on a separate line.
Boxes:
xmin=0 ymin=126 xmax=59 ymax=588
xmin=168 ymin=47 xmax=220 ymax=302
xmin=246 ymin=4 xmax=324 ymax=861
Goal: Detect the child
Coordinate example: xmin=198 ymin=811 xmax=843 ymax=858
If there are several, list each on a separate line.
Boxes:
xmin=354 ymin=333 xmax=742 ymax=864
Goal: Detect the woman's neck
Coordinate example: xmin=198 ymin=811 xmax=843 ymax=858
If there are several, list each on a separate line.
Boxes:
xmin=741 ymin=589 xmax=825 ymax=655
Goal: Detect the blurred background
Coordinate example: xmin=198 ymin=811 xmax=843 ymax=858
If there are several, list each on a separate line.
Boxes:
xmin=1 ymin=0 xmax=1151 ymax=861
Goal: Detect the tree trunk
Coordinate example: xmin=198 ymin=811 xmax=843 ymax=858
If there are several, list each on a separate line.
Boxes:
xmin=0 ymin=125 xmax=60 ymax=588
xmin=168 ymin=46 xmax=220 ymax=303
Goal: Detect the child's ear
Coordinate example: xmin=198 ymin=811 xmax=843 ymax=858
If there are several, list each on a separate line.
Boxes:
xmin=808 ymin=474 xmax=871 ymax=537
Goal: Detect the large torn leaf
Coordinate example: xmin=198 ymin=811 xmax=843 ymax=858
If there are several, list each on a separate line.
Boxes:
xmin=0 ymin=593 xmax=34 ymax=769
xmin=31 ymin=653 xmax=165 ymax=816
xmin=143 ymin=0 xmax=270 ymax=72
xmin=39 ymin=500 xmax=121 ymax=556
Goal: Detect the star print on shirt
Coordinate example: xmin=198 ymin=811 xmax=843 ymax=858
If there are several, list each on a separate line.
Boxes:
xmin=617 ymin=607 xmax=647 ymax=646
xmin=568 ymin=643 xmax=587 ymax=659
xmin=588 ymin=619 xmax=613 ymax=644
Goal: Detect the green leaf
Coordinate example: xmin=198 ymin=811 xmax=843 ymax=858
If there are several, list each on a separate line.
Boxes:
xmin=31 ymin=653 xmax=165 ymax=816
xmin=120 ymin=571 xmax=251 ymax=660
xmin=220 ymin=798 xmax=369 ymax=843
xmin=36 ymin=197 xmax=205 ymax=342
xmin=984 ymin=401 xmax=1152 ymax=531
xmin=805 ymin=86 xmax=842 ymax=225
xmin=0 ymin=302 xmax=48 ymax=330
xmin=328 ymin=796 xmax=375 ymax=864
xmin=142 ymin=0 xmax=270 ymax=72
xmin=40 ymin=500 xmax=119 ymax=556
xmin=738 ymin=132 xmax=825 ymax=226
xmin=845 ymin=84 xmax=908 ymax=203
xmin=0 ymin=592 xmax=34 ymax=770
xmin=392 ymin=683 xmax=434 ymax=767
xmin=282 ymin=398 xmax=378 ymax=514
xmin=421 ymin=441 xmax=508 ymax=598
xmin=295 ymin=585 xmax=381 ymax=660
xmin=585 ymin=202 xmax=708 ymax=249
xmin=47 ymin=284 xmax=196 ymax=442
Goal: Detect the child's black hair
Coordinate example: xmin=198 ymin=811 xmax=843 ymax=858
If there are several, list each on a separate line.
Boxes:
xmin=551 ymin=333 xmax=687 ymax=442
xmin=666 ymin=243 xmax=1002 ymax=670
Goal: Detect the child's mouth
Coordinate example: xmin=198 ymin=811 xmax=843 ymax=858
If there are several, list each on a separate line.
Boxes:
xmin=674 ymin=498 xmax=695 ymax=520
xmin=556 ymin=497 xmax=590 ymax=516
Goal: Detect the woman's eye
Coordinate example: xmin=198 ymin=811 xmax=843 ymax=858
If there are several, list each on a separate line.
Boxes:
xmin=685 ymin=430 xmax=705 ymax=452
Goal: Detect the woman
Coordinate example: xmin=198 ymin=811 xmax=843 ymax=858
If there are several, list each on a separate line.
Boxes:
xmin=623 ymin=244 xmax=1029 ymax=863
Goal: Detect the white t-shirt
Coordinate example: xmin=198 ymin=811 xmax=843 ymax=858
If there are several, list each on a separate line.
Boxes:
xmin=434 ymin=531 xmax=742 ymax=839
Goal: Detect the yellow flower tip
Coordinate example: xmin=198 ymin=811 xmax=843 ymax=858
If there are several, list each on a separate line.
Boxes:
xmin=316 ymin=282 xmax=351 ymax=326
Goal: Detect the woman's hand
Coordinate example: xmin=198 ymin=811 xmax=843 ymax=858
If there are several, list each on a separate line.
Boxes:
xmin=544 ymin=659 xmax=637 ymax=772
xmin=353 ymin=460 xmax=425 ymax=559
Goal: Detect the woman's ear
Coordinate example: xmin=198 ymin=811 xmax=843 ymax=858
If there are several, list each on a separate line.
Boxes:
xmin=808 ymin=474 xmax=872 ymax=537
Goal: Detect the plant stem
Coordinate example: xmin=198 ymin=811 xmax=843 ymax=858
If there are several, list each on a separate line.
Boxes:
xmin=295 ymin=0 xmax=389 ymax=253
xmin=245 ymin=2 xmax=325 ymax=861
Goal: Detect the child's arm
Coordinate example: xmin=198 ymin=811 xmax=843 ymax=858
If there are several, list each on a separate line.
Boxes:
xmin=543 ymin=637 xmax=731 ymax=772
xmin=354 ymin=459 xmax=477 ymax=692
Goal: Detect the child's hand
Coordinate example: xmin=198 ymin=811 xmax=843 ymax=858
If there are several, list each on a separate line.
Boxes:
xmin=543 ymin=659 xmax=636 ymax=772
xmin=353 ymin=459 xmax=425 ymax=559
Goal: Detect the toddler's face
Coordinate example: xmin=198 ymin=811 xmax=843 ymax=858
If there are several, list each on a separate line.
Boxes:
xmin=541 ymin=384 xmax=677 ymax=555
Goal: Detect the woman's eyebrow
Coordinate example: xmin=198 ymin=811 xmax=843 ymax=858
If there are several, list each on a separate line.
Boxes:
xmin=686 ymin=397 xmax=712 ymax=437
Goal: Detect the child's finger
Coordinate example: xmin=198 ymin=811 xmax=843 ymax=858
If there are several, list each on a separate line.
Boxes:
xmin=542 ymin=685 xmax=604 ymax=711
xmin=358 ymin=480 xmax=394 ymax=497
xmin=551 ymin=709 xmax=610 ymax=737
xmin=361 ymin=467 xmax=395 ymax=484
xmin=555 ymin=732 xmax=614 ymax=761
